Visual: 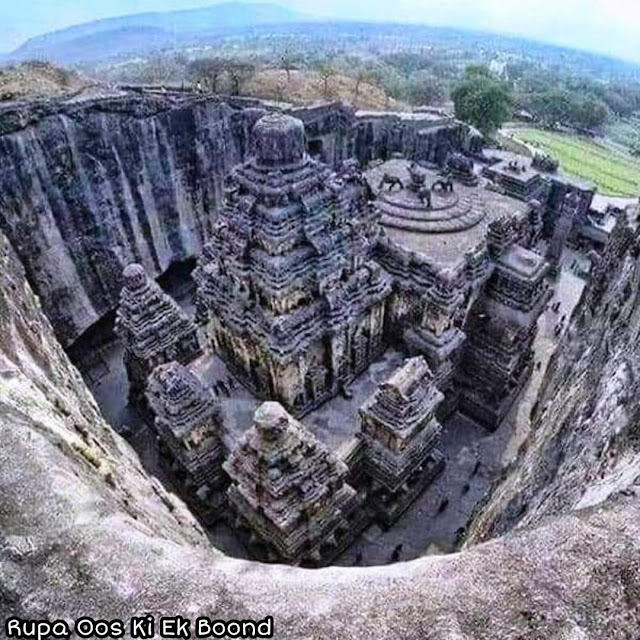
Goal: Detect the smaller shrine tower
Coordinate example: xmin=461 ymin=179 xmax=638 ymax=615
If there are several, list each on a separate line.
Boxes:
xmin=115 ymin=263 xmax=200 ymax=407
xmin=358 ymin=356 xmax=445 ymax=525
xmin=147 ymin=362 xmax=226 ymax=516
xmin=224 ymin=402 xmax=363 ymax=566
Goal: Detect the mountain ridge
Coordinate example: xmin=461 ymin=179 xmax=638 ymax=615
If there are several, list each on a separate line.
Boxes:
xmin=7 ymin=2 xmax=309 ymax=63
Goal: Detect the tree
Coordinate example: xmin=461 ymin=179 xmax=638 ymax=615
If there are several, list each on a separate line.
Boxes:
xmin=406 ymin=70 xmax=446 ymax=106
xmin=353 ymin=66 xmax=374 ymax=100
xmin=452 ymin=67 xmax=512 ymax=137
xmin=577 ymin=98 xmax=609 ymax=130
xmin=279 ymin=49 xmax=301 ymax=84
xmin=314 ymin=60 xmax=335 ymax=99
xmin=142 ymin=54 xmax=178 ymax=85
xmin=187 ymin=57 xmax=226 ymax=93
xmin=227 ymin=61 xmax=256 ymax=96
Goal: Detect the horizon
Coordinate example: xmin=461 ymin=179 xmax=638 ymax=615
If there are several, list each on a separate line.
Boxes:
xmin=1 ymin=0 xmax=639 ymax=66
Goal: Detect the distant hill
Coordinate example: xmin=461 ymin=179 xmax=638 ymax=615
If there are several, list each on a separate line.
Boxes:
xmin=7 ymin=2 xmax=307 ymax=64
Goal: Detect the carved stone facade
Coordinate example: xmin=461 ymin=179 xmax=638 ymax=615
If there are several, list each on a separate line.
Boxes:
xmin=195 ymin=113 xmax=392 ymax=416
xmin=458 ymin=244 xmax=552 ymax=429
xmin=404 ymin=270 xmax=466 ymax=394
xmin=358 ymin=356 xmax=445 ymax=525
xmin=147 ymin=361 xmax=226 ymax=516
xmin=109 ymin=110 xmax=573 ymax=566
xmin=224 ymin=401 xmax=363 ymax=566
xmin=115 ymin=263 xmax=200 ymax=407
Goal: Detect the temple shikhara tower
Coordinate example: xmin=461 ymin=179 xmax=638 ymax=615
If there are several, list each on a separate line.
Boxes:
xmin=224 ymin=401 xmax=362 ymax=566
xmin=116 ymin=263 xmax=200 ymax=406
xmin=195 ymin=113 xmax=392 ymax=416
xmin=146 ymin=361 xmax=226 ymax=514
xmin=358 ymin=356 xmax=445 ymax=524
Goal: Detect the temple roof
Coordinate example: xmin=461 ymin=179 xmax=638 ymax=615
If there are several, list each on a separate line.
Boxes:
xmin=496 ymin=245 xmax=548 ymax=282
xmin=253 ymin=112 xmax=306 ymax=169
xmin=115 ymin=263 xmax=197 ymax=360
xmin=360 ymin=356 xmax=444 ymax=439
xmin=366 ymin=159 xmax=530 ymax=268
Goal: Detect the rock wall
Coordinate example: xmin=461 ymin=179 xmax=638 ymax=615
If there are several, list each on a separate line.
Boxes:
xmin=352 ymin=111 xmax=469 ymax=166
xmin=0 ymin=95 xmax=252 ymax=345
xmin=0 ymin=95 xmax=470 ymax=347
xmin=1 ymin=226 xmax=640 ymax=638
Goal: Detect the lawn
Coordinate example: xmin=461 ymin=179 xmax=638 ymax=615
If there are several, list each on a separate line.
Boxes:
xmin=605 ymin=116 xmax=640 ymax=154
xmin=507 ymin=127 xmax=640 ymax=197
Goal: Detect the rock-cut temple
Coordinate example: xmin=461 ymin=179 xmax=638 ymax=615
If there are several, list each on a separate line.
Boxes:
xmin=195 ymin=112 xmax=392 ymax=416
xmin=111 ymin=107 xmax=601 ymax=566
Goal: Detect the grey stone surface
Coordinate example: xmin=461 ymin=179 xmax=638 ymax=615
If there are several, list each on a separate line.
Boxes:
xmin=0 ymin=96 xmax=470 ymax=346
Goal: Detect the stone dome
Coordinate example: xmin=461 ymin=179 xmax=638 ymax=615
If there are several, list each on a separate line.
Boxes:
xmin=122 ymin=263 xmax=147 ymax=290
xmin=252 ymin=113 xmax=306 ymax=168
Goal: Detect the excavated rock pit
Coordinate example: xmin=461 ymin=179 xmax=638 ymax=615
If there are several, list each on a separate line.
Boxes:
xmin=1 ymin=91 xmax=640 ymax=638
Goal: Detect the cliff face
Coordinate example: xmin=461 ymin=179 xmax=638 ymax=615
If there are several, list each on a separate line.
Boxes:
xmin=467 ymin=229 xmax=640 ymax=543
xmin=0 ymin=228 xmax=209 ymax=548
xmin=0 ymin=95 xmax=470 ymax=347
xmin=0 ymin=95 xmax=252 ymax=345
xmin=1 ymin=230 xmax=640 ymax=638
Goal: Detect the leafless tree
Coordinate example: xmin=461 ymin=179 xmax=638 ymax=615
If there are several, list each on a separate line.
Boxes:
xmin=227 ymin=61 xmax=256 ymax=96
xmin=144 ymin=54 xmax=176 ymax=85
xmin=187 ymin=57 xmax=227 ymax=93
xmin=314 ymin=60 xmax=335 ymax=99
xmin=279 ymin=49 xmax=300 ymax=84
xmin=353 ymin=67 xmax=373 ymax=100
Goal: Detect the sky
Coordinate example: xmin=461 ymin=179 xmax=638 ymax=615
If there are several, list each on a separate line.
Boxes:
xmin=1 ymin=0 xmax=639 ymax=64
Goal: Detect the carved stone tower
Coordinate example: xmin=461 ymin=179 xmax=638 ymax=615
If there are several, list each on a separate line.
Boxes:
xmin=115 ymin=263 xmax=200 ymax=407
xmin=224 ymin=401 xmax=362 ymax=566
xmin=196 ymin=113 xmax=392 ymax=416
xmin=459 ymin=245 xmax=551 ymax=429
xmin=404 ymin=269 xmax=466 ymax=394
xmin=147 ymin=361 xmax=226 ymax=515
xmin=358 ymin=356 xmax=445 ymax=525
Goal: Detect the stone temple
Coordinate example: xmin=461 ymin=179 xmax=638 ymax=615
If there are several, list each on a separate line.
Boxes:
xmin=116 ymin=263 xmax=201 ymax=407
xmin=107 ymin=105 xmax=609 ymax=566
xmin=224 ymin=401 xmax=362 ymax=566
xmin=195 ymin=113 xmax=392 ymax=416
xmin=146 ymin=361 xmax=226 ymax=517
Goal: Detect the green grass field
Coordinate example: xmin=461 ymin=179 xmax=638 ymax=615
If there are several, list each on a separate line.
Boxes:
xmin=605 ymin=116 xmax=640 ymax=154
xmin=508 ymin=127 xmax=640 ymax=197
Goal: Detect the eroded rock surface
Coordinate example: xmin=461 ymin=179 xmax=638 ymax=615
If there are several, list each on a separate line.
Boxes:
xmin=0 ymin=95 xmax=248 ymax=345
